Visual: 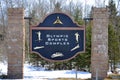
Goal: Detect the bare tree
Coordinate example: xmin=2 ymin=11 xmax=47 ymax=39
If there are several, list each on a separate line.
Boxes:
xmin=95 ymin=0 xmax=106 ymax=7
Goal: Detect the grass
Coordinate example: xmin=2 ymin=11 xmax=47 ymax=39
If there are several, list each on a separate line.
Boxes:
xmin=1 ymin=74 xmax=120 ymax=80
xmin=56 ymin=78 xmax=91 ymax=80
xmin=104 ymin=74 xmax=120 ymax=80
xmin=55 ymin=74 xmax=120 ymax=80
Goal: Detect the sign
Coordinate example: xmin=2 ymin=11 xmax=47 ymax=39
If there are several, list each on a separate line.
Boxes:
xmin=30 ymin=13 xmax=85 ymax=61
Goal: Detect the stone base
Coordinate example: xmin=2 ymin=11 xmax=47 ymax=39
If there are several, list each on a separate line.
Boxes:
xmin=7 ymin=73 xmax=23 ymax=79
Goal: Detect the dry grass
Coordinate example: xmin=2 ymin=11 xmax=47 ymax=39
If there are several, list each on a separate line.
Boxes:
xmin=104 ymin=74 xmax=120 ymax=80
xmin=104 ymin=78 xmax=120 ymax=80
xmin=56 ymin=78 xmax=91 ymax=80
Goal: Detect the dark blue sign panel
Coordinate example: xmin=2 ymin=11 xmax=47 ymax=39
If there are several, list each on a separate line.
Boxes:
xmin=30 ymin=13 xmax=85 ymax=61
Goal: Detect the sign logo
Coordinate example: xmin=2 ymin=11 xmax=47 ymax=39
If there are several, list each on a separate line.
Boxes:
xmin=30 ymin=13 xmax=85 ymax=62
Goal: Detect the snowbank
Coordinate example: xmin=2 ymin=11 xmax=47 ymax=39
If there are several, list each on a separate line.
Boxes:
xmin=0 ymin=62 xmax=91 ymax=79
xmin=0 ymin=62 xmax=7 ymax=75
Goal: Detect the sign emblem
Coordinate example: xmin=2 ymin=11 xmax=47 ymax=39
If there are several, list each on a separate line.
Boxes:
xmin=30 ymin=13 xmax=85 ymax=62
xmin=53 ymin=16 xmax=63 ymax=24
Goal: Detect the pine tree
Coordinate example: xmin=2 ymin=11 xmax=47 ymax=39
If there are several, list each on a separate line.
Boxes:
xmin=108 ymin=0 xmax=120 ymax=72
xmin=108 ymin=24 xmax=119 ymax=72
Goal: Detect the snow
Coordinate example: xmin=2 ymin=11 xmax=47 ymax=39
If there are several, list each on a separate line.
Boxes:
xmin=0 ymin=62 xmax=91 ymax=79
xmin=0 ymin=62 xmax=7 ymax=75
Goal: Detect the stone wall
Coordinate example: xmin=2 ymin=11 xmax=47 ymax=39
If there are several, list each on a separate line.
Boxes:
xmin=91 ymin=7 xmax=109 ymax=80
xmin=7 ymin=8 xmax=25 ymax=79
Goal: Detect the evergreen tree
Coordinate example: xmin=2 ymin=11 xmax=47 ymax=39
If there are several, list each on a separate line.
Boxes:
xmin=108 ymin=24 xmax=119 ymax=71
xmin=70 ymin=22 xmax=91 ymax=71
xmin=108 ymin=0 xmax=120 ymax=72
xmin=108 ymin=0 xmax=117 ymax=21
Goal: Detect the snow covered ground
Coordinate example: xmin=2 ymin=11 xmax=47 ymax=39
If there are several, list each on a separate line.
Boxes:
xmin=0 ymin=62 xmax=7 ymax=75
xmin=0 ymin=62 xmax=91 ymax=79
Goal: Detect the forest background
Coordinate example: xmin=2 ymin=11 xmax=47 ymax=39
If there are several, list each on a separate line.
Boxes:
xmin=0 ymin=0 xmax=120 ymax=72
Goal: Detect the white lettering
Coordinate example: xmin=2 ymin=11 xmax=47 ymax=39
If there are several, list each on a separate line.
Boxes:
xmin=45 ymin=34 xmax=69 ymax=46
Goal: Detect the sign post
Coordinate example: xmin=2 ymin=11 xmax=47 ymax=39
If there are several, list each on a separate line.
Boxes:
xmin=30 ymin=13 xmax=85 ymax=62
